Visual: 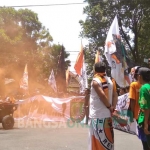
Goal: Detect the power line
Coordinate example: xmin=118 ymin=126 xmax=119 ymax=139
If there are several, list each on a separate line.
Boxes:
xmin=1 ymin=2 xmax=87 ymax=8
xmin=0 ymin=1 xmax=100 ymax=8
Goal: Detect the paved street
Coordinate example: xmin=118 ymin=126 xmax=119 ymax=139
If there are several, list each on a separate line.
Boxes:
xmin=0 ymin=121 xmax=142 ymax=150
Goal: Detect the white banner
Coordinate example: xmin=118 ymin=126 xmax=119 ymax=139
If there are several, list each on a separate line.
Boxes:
xmin=14 ymin=95 xmax=85 ymax=123
xmin=14 ymin=94 xmax=138 ymax=135
xmin=113 ymin=93 xmax=138 ymax=135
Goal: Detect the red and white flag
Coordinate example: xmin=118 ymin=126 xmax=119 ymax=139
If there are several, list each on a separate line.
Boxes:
xmin=48 ymin=69 xmax=57 ymax=92
xmin=74 ymin=43 xmax=84 ymax=76
xmin=74 ymin=41 xmax=88 ymax=93
xmin=20 ymin=64 xmax=28 ymax=90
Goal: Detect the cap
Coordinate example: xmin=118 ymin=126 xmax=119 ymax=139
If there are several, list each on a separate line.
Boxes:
xmin=94 ymin=62 xmax=106 ymax=73
xmin=133 ymin=66 xmax=141 ymax=80
xmin=137 ymin=67 xmax=150 ymax=76
xmin=134 ymin=66 xmax=141 ymax=74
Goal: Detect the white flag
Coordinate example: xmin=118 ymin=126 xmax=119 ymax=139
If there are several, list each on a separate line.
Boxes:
xmin=20 ymin=64 xmax=28 ymax=90
xmin=78 ymin=57 xmax=88 ymax=93
xmin=104 ymin=16 xmax=129 ymax=87
xmin=48 ymin=69 xmax=57 ymax=92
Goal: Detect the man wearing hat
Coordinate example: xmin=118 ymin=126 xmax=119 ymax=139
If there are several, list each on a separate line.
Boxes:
xmin=89 ymin=62 xmax=118 ymax=150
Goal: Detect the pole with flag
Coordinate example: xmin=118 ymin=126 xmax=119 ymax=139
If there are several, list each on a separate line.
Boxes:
xmin=48 ymin=69 xmax=57 ymax=93
xmin=20 ymin=64 xmax=29 ymax=97
xmin=104 ymin=16 xmax=133 ymax=87
xmin=66 ymin=67 xmax=70 ymax=88
xmin=56 ymin=45 xmax=66 ymax=93
xmin=20 ymin=64 xmax=28 ymax=90
xmin=74 ymin=41 xmax=88 ymax=93
xmin=74 ymin=43 xmax=84 ymax=76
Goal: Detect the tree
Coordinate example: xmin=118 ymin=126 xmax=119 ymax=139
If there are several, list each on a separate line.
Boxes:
xmin=0 ymin=7 xmax=71 ymax=95
xmin=40 ymin=44 xmax=70 ymax=81
xmin=0 ymin=7 xmax=52 ymax=79
xmin=80 ymin=0 xmax=150 ymax=66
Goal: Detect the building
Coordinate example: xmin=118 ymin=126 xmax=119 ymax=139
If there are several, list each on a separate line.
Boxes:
xmin=67 ymin=71 xmax=80 ymax=93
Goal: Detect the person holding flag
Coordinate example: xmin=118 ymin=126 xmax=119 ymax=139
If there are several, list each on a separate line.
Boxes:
xmin=89 ymin=61 xmax=118 ymax=150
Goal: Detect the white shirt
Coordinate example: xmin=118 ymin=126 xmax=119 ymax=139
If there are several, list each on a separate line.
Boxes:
xmin=89 ymin=76 xmax=113 ymax=119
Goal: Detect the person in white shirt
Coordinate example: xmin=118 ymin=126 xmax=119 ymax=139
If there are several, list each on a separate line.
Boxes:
xmin=89 ymin=62 xmax=118 ymax=150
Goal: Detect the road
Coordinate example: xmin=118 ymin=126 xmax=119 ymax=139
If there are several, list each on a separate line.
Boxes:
xmin=0 ymin=121 xmax=143 ymax=150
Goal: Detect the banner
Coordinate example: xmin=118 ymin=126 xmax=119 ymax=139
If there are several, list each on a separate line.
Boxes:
xmin=112 ymin=93 xmax=138 ymax=135
xmin=14 ymin=94 xmax=138 ymax=135
xmin=14 ymin=95 xmax=85 ymax=123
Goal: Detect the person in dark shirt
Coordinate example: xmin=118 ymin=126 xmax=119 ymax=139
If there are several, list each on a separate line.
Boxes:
xmin=84 ymin=88 xmax=90 ymax=124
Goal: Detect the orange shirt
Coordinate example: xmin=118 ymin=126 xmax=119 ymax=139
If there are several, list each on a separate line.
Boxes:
xmin=129 ymin=81 xmax=141 ymax=119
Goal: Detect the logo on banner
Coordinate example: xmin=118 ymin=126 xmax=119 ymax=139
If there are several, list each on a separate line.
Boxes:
xmin=70 ymin=98 xmax=85 ymax=122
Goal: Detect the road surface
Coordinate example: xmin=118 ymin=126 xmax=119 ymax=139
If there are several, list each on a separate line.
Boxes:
xmin=0 ymin=121 xmax=143 ymax=150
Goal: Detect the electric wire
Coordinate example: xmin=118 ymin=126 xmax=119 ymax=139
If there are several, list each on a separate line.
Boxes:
xmin=0 ymin=1 xmax=100 ymax=8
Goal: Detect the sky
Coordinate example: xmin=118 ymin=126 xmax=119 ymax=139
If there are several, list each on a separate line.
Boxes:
xmin=0 ymin=0 xmax=88 ymax=71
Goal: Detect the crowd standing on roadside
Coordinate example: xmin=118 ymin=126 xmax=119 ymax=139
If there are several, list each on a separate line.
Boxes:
xmin=87 ymin=63 xmax=150 ymax=150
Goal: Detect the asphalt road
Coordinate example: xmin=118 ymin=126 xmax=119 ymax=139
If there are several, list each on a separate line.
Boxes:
xmin=0 ymin=121 xmax=143 ymax=150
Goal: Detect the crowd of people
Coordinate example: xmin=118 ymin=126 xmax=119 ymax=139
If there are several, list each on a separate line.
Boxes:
xmin=84 ymin=62 xmax=150 ymax=150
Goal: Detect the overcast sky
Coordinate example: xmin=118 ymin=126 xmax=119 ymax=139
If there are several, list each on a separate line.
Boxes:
xmin=0 ymin=0 xmax=88 ymax=71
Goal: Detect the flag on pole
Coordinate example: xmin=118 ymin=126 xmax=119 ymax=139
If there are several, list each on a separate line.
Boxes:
xmin=56 ymin=45 xmax=66 ymax=92
xmin=20 ymin=64 xmax=28 ymax=90
xmin=48 ymin=69 xmax=57 ymax=93
xmin=104 ymin=16 xmax=133 ymax=87
xmin=74 ymin=42 xmax=83 ymax=75
xmin=66 ymin=67 xmax=70 ymax=87
xmin=57 ymin=45 xmax=65 ymax=74
xmin=79 ymin=61 xmax=88 ymax=93
xmin=74 ymin=41 xmax=88 ymax=93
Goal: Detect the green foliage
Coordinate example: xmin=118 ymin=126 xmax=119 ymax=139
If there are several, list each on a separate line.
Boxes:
xmin=80 ymin=0 xmax=150 ymax=72
xmin=40 ymin=44 xmax=70 ymax=80
xmin=0 ymin=7 xmax=71 ymax=93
